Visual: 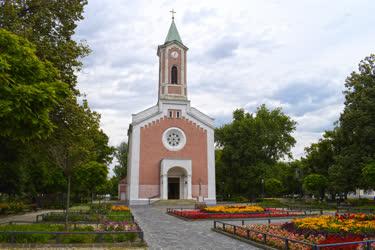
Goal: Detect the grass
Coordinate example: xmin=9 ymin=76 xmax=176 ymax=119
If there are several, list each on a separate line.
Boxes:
xmin=0 ymin=224 xmax=94 ymax=243
xmin=42 ymin=212 xmax=102 ymax=222
xmin=106 ymin=211 xmax=133 ymax=222
xmin=0 ymin=223 xmax=140 ymax=244
xmin=70 ymin=204 xmax=91 ymax=212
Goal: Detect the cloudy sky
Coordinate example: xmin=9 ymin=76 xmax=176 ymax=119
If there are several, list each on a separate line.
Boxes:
xmin=75 ymin=0 xmax=375 ymax=163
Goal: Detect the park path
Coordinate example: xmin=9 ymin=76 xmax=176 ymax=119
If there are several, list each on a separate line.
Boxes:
xmin=131 ymin=206 xmax=261 ymax=250
xmin=0 ymin=209 xmax=61 ymax=224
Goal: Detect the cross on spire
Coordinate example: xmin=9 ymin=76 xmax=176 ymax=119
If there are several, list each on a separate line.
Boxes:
xmin=170 ymin=9 xmax=176 ymax=20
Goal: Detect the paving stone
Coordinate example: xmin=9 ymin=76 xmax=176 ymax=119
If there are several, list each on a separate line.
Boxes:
xmin=131 ymin=206 xmax=260 ymax=250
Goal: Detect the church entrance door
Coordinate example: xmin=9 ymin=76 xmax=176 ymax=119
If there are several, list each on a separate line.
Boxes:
xmin=168 ymin=177 xmax=180 ymax=199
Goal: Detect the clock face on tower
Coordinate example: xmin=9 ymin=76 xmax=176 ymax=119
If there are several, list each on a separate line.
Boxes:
xmin=171 ymin=51 xmax=179 ymax=59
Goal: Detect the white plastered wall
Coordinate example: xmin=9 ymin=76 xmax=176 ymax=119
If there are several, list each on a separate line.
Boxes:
xmin=127 ymin=99 xmax=216 ymax=205
xmin=160 ymin=159 xmax=192 ymax=200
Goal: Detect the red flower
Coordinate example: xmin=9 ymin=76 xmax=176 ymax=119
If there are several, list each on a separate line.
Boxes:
xmin=319 ymin=235 xmax=364 ymax=250
xmin=169 ymin=209 xmax=302 ymax=220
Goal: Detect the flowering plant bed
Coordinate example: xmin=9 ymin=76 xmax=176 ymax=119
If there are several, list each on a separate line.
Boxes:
xmin=0 ymin=206 xmax=145 ymax=245
xmin=0 ymin=223 xmax=142 ymax=244
xmin=167 ymin=207 xmax=303 ymax=220
xmin=215 ymin=213 xmax=375 ymax=249
xmin=111 ymin=205 xmax=130 ymax=211
xmin=203 ymin=205 xmax=264 ymax=213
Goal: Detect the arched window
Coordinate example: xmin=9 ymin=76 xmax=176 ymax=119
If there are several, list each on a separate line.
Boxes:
xmin=171 ymin=66 xmax=178 ymax=84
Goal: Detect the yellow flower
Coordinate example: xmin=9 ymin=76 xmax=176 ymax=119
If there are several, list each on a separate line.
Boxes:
xmin=203 ymin=205 xmax=264 ymax=213
xmin=111 ymin=205 xmax=130 ymax=211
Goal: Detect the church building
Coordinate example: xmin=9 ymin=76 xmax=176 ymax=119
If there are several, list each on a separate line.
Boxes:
xmin=125 ymin=16 xmax=216 ymax=205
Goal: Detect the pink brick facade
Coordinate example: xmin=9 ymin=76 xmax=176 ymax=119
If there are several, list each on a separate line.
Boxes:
xmin=138 ymin=116 xmax=208 ymax=198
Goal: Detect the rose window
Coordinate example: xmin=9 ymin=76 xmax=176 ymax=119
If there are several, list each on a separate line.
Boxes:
xmin=162 ymin=127 xmax=186 ymax=151
xmin=167 ymin=132 xmax=181 ymax=146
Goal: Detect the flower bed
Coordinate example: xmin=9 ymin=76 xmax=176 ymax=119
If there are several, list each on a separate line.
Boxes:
xmin=0 ymin=204 xmax=144 ymax=245
xmin=168 ymin=208 xmax=303 ymax=220
xmin=218 ymin=213 xmax=375 ymax=249
xmin=203 ymin=205 xmax=264 ymax=213
xmin=111 ymin=205 xmax=130 ymax=211
xmin=290 ymin=213 xmax=375 ymax=235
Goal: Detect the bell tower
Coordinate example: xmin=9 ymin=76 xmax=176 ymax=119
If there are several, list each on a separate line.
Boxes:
xmin=157 ymin=11 xmax=188 ymax=101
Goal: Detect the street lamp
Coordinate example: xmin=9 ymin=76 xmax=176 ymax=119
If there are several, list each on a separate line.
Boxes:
xmin=261 ymin=178 xmax=265 ymax=199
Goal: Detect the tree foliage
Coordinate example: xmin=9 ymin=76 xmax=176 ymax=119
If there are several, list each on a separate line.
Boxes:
xmin=74 ymin=161 xmax=108 ymax=202
xmin=362 ymin=161 xmax=375 ymax=190
xmin=215 ymin=105 xmax=296 ymax=198
xmin=0 ymin=0 xmax=90 ymax=88
xmin=333 ymin=54 xmax=375 ymax=192
xmin=303 ymin=174 xmax=328 ymax=200
xmin=0 ymin=28 xmax=69 ymax=140
xmin=0 ymin=1 xmax=113 ymax=212
xmin=265 ymin=178 xmax=283 ymax=197
xmin=113 ymin=142 xmax=128 ymax=180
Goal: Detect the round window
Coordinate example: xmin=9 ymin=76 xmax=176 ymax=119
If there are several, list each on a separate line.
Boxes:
xmin=162 ymin=127 xmax=186 ymax=151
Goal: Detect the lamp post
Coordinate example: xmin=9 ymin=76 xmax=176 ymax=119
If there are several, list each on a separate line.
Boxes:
xmin=261 ymin=178 xmax=265 ymax=199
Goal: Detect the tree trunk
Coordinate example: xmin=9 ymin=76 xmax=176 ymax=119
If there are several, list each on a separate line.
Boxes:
xmin=65 ymin=175 xmax=71 ymax=230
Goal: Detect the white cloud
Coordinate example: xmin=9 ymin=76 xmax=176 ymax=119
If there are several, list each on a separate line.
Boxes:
xmin=75 ymin=0 xmax=375 ymax=172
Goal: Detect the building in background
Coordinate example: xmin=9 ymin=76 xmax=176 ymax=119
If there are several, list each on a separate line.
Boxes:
xmin=125 ymin=16 xmax=216 ymax=205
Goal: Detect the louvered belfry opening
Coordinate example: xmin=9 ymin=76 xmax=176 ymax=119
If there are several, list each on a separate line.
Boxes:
xmin=171 ymin=66 xmax=178 ymax=84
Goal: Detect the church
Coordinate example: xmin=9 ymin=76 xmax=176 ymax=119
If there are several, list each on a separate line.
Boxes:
xmin=125 ymin=15 xmax=216 ymax=205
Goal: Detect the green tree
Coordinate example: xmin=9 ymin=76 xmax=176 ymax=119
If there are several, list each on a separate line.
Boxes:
xmin=362 ymin=161 xmax=375 ymax=190
xmin=265 ymin=178 xmax=283 ymax=197
xmin=46 ymin=98 xmax=108 ymax=228
xmin=215 ymin=105 xmax=296 ymax=199
xmin=334 ymin=54 xmax=375 ymax=192
xmin=0 ymin=29 xmax=69 ymax=140
xmin=0 ymin=0 xmax=90 ymax=88
xmin=303 ymin=174 xmax=328 ymax=200
xmin=74 ymin=161 xmax=108 ymax=202
xmin=113 ymin=142 xmax=128 ymax=180
xmin=264 ymin=161 xmax=304 ymax=197
xmin=303 ymin=133 xmax=335 ymax=177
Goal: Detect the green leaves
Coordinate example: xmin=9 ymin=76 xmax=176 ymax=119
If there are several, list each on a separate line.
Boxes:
xmin=0 ymin=0 xmax=90 ymax=88
xmin=215 ymin=105 xmax=296 ymax=198
xmin=0 ymin=29 xmax=69 ymax=141
xmin=303 ymin=174 xmax=328 ymax=200
xmin=362 ymin=161 xmax=375 ymax=190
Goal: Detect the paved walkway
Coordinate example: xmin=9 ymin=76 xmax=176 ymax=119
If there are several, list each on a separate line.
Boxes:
xmin=0 ymin=210 xmax=60 ymax=224
xmin=131 ymin=206 xmax=263 ymax=250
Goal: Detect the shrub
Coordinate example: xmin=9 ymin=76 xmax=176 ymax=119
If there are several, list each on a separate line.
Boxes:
xmin=346 ymin=198 xmax=375 ymax=207
xmin=257 ymin=198 xmax=285 ymax=208
xmin=103 ymin=233 xmax=137 ymax=242
xmin=60 ymin=234 xmax=95 ymax=244
xmin=106 ymin=211 xmax=133 ymax=222
xmin=0 ymin=203 xmax=10 ymax=214
xmin=0 ymin=224 xmax=63 ymax=243
xmin=229 ymin=196 xmax=250 ymax=203
xmin=89 ymin=203 xmax=111 ymax=214
xmin=42 ymin=212 xmax=102 ymax=222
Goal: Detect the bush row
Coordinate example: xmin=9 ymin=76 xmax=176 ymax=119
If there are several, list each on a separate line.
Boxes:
xmin=0 ymin=224 xmax=137 ymax=243
xmin=0 ymin=202 xmax=36 ymax=215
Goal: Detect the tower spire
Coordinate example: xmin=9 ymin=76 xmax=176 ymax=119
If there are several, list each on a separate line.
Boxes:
xmin=165 ymin=9 xmax=182 ymax=44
